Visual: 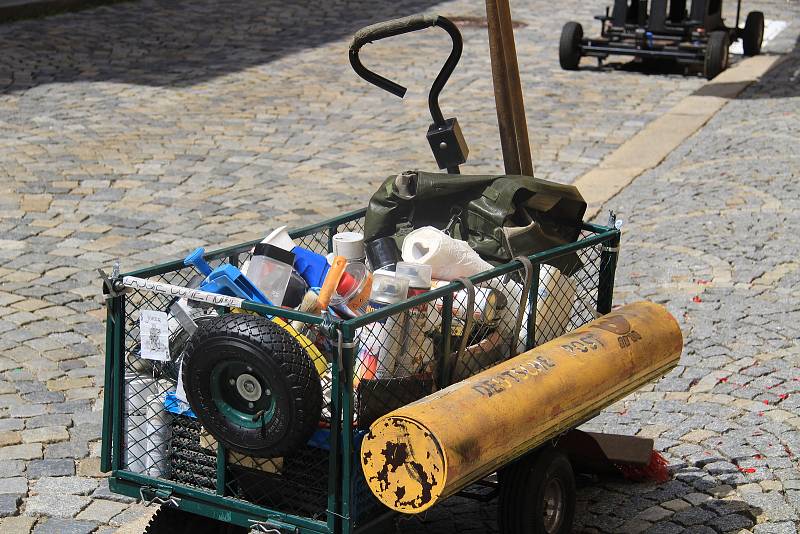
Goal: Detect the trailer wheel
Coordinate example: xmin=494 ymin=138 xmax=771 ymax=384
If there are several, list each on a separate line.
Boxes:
xmin=182 ymin=313 xmax=322 ymax=458
xmin=499 ymin=447 xmax=576 ymax=534
xmin=742 ymin=11 xmax=765 ymax=56
xmin=704 ymin=31 xmax=730 ymax=80
xmin=559 ymin=22 xmax=583 ymax=70
xmin=143 ymin=506 xmax=248 ymax=534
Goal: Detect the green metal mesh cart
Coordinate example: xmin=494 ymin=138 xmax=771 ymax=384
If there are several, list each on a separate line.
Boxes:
xmin=99 ymin=208 xmax=620 ymax=534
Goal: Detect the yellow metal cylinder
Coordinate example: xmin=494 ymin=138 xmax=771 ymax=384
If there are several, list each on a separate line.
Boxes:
xmin=360 ymin=301 xmax=682 ymax=513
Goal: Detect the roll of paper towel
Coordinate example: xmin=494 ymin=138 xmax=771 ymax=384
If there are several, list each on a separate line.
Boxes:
xmin=401 ymin=227 xmax=493 ymax=280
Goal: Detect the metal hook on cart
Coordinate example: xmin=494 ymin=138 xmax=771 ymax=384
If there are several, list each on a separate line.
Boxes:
xmin=349 ymin=15 xmax=469 ymax=173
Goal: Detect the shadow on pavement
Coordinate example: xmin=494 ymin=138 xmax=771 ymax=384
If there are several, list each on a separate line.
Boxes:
xmin=572 ymin=468 xmax=765 ymax=533
xmin=0 ymin=0 xmax=446 ymax=92
xmin=580 ymin=30 xmax=800 ymax=85
xmin=726 ymin=35 xmax=800 ymax=99
xmin=390 ymin=467 xmax=765 ymax=533
xmin=579 ymin=56 xmax=703 ymax=77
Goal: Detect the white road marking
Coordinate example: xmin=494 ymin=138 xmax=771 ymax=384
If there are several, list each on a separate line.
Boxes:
xmin=730 ymin=19 xmax=788 ymax=55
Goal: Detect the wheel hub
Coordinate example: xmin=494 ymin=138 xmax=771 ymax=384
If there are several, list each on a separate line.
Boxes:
xmin=209 ymin=359 xmax=275 ymax=429
xmin=542 ymin=477 xmax=565 ymax=533
xmin=235 ymin=373 xmax=262 ymax=402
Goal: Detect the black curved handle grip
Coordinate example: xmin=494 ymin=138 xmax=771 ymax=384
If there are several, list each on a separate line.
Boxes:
xmin=350 ymin=14 xmax=438 ymax=53
xmin=349 ymin=15 xmax=463 ymax=126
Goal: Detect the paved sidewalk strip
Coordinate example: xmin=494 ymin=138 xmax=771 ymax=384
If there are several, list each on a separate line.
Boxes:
xmin=576 ymin=54 xmax=785 ymax=220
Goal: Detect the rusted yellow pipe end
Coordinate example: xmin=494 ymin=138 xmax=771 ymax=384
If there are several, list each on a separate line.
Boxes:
xmin=361 ymin=301 xmax=682 ymax=514
xmin=361 ymin=416 xmax=446 ymax=514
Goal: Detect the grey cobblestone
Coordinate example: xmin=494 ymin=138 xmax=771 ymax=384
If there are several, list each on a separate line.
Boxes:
xmin=74 ymin=499 xmax=127 ymax=523
xmin=0 ymin=477 xmax=28 ymax=495
xmin=30 ymin=518 xmax=98 ymax=534
xmin=31 ymin=476 xmax=98 ymax=496
xmin=25 ymin=459 xmax=74 ymax=479
xmin=0 ymin=461 xmax=25 ymax=478
xmin=24 ymin=493 xmax=90 ymax=519
xmin=0 ymin=494 xmax=20 ymax=517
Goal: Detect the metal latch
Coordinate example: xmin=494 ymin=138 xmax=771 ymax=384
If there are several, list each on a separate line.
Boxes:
xmin=139 ymin=486 xmax=181 ymax=508
xmin=99 ymin=260 xmax=126 ymax=299
xmin=248 ymin=518 xmax=299 ymax=533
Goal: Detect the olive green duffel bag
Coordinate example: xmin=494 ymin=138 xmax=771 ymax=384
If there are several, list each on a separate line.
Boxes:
xmin=364 ymin=171 xmax=587 ymax=275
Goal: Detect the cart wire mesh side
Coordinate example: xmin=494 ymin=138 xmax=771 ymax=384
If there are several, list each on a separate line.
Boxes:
xmin=101 ymin=209 xmax=620 ymax=533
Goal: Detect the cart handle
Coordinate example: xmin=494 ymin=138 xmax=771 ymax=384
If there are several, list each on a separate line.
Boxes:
xmin=349 ymin=14 xmax=463 ymax=126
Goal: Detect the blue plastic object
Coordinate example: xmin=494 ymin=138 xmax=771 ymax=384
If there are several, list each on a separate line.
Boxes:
xmin=184 ymin=247 xmax=213 ymax=276
xmin=292 ymin=246 xmax=331 ymax=288
xmin=164 ymin=391 xmax=196 ymax=418
xmin=183 ymin=247 xmax=273 ymax=306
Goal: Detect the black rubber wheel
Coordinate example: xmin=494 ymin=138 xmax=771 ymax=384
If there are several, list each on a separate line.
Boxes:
xmin=143 ymin=506 xmax=248 ymax=534
xmin=559 ymin=22 xmax=583 ymax=70
xmin=499 ymin=447 xmax=576 ymax=534
xmin=704 ymin=31 xmax=730 ymax=80
xmin=742 ymin=11 xmax=765 ymax=56
xmin=182 ymin=313 xmax=322 ymax=457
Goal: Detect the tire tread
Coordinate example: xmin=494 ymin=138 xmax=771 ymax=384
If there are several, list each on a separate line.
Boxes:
xmin=182 ymin=313 xmax=322 ymax=457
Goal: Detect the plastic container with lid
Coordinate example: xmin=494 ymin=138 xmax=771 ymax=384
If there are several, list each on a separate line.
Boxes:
xmin=369 ymin=269 xmax=409 ymax=307
xmin=333 ymin=231 xmax=366 ymax=263
xmin=365 ymin=237 xmax=401 ymax=272
xmin=330 ymin=262 xmax=373 ymax=318
xmin=245 ymin=243 xmax=295 ymax=306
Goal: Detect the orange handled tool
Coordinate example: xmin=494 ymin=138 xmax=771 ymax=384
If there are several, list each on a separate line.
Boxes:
xmin=314 ymin=256 xmax=348 ymax=313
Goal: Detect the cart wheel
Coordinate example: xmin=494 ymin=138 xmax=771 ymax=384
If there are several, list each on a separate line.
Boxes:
xmin=143 ymin=506 xmax=248 ymax=534
xmin=559 ymin=22 xmax=583 ymax=70
xmin=704 ymin=31 xmax=730 ymax=80
xmin=742 ymin=11 xmax=765 ymax=56
xmin=499 ymin=446 xmax=576 ymax=534
xmin=182 ymin=313 xmax=322 ymax=458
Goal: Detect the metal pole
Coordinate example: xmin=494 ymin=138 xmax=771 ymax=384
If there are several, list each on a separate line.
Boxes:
xmin=485 ymin=0 xmax=521 ymax=175
xmin=495 ymin=0 xmax=534 ymax=176
xmin=597 ymin=230 xmax=620 ymax=315
xmin=735 ymin=0 xmax=742 ymax=29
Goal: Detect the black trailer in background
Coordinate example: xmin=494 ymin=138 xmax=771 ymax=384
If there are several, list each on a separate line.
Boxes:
xmin=559 ymin=0 xmax=765 ymax=79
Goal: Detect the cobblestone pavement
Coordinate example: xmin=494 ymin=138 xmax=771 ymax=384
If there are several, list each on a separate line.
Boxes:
xmin=0 ymin=0 xmax=798 ymax=532
xmin=400 ymin=22 xmax=800 ymax=534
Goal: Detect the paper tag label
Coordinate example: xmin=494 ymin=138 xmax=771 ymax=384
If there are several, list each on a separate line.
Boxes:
xmin=139 ymin=310 xmax=170 ymax=361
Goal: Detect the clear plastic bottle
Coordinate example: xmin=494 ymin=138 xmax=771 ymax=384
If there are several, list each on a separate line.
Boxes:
xmin=330 ymin=261 xmax=373 ymax=318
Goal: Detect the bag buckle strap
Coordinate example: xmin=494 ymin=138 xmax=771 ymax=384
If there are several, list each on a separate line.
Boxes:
xmin=443 ymin=206 xmax=463 ymax=237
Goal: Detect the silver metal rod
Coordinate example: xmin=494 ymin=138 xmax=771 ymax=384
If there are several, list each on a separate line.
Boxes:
xmin=122 ymin=276 xmax=244 ymax=309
